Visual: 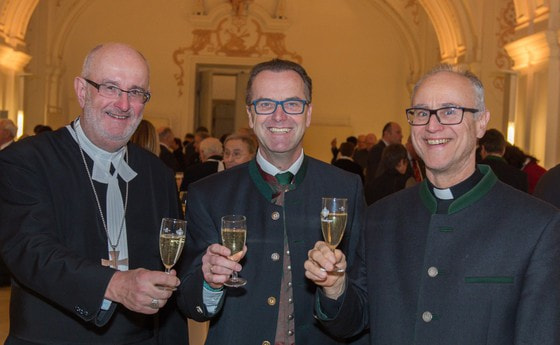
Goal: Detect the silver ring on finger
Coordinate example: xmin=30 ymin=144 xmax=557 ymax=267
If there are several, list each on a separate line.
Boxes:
xmin=150 ymin=298 xmax=159 ymax=309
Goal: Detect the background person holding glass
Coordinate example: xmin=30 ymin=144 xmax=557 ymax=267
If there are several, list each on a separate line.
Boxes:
xmin=0 ymin=43 xmax=188 ymax=344
xmin=305 ymin=64 xmax=560 ymax=344
xmin=177 ymin=59 xmax=367 ymax=345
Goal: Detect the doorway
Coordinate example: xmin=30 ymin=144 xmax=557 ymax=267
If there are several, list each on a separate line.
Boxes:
xmin=194 ymin=64 xmax=252 ymax=139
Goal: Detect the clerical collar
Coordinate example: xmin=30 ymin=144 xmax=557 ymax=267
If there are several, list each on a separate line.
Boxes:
xmin=428 ymin=168 xmax=483 ymax=200
xmin=256 ymin=148 xmax=304 ymax=176
xmin=67 ymin=118 xmax=137 ymax=183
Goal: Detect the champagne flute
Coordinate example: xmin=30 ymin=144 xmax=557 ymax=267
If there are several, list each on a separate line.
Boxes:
xmin=221 ymin=215 xmax=247 ymax=287
xmin=159 ymin=217 xmax=187 ymax=273
xmin=320 ymin=197 xmax=347 ymax=273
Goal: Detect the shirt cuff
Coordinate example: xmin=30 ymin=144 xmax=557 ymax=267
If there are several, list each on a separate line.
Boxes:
xmin=202 ymin=281 xmax=224 ymax=315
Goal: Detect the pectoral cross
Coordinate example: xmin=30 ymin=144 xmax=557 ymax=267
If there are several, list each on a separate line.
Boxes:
xmin=101 ymin=250 xmax=129 ymax=269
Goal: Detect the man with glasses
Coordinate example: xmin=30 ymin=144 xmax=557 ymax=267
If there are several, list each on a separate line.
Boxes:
xmin=177 ymin=59 xmax=367 ymax=344
xmin=0 ymin=43 xmax=188 ymax=344
xmin=305 ymin=64 xmax=560 ymax=344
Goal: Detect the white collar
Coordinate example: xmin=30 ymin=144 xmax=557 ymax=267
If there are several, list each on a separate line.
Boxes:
xmin=66 ymin=119 xmax=137 ymax=183
xmin=256 ymin=148 xmax=304 ymax=176
xmin=433 ymin=187 xmax=454 ymax=200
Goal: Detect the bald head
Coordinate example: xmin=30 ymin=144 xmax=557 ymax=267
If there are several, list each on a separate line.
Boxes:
xmin=81 ymin=43 xmax=150 ymax=81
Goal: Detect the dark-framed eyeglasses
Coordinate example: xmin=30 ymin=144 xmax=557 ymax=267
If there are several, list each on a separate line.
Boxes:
xmin=84 ymin=78 xmax=151 ymax=104
xmin=405 ymin=106 xmax=479 ymax=126
xmin=250 ymin=98 xmax=309 ymax=115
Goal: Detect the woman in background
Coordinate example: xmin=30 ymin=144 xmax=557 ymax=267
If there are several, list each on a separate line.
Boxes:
xmin=130 ymin=119 xmax=159 ymax=156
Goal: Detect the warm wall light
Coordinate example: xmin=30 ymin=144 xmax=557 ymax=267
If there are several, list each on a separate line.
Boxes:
xmin=17 ymin=110 xmax=24 ymax=138
xmin=507 ymin=121 xmax=515 ymax=144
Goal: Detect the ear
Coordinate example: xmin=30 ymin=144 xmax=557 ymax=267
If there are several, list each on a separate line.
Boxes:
xmin=247 ymin=106 xmax=255 ymax=129
xmin=475 ymin=110 xmax=490 ymax=139
xmin=74 ymin=77 xmax=87 ymax=108
xmin=305 ymin=103 xmax=312 ymax=128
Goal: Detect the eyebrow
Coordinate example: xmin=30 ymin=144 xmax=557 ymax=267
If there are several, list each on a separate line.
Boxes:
xmin=412 ymin=102 xmax=461 ymax=108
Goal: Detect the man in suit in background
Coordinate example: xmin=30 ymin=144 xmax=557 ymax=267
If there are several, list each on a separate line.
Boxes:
xmin=333 ymin=141 xmax=364 ymax=183
xmin=177 ymin=58 xmax=367 ymax=345
xmin=158 ymin=126 xmax=180 ymax=172
xmin=180 ymin=136 xmax=224 ymax=190
xmin=305 ymin=63 xmax=559 ymax=344
xmin=479 ymin=128 xmax=528 ymax=192
xmin=365 ymin=121 xmax=402 ymax=182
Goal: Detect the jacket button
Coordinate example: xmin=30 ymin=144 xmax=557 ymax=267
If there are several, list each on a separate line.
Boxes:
xmin=427 ymin=266 xmax=439 ymax=277
xmin=288 ymin=313 xmax=294 ymax=320
xmin=271 ymin=253 xmax=280 ymax=261
xmin=422 ymin=311 xmax=433 ymax=322
xmin=271 ymin=211 xmax=280 ymax=220
xmin=267 ymin=297 xmax=276 ymax=306
xmin=262 ymin=341 xmax=271 ymax=345
xmin=288 ymin=330 xmax=294 ymax=336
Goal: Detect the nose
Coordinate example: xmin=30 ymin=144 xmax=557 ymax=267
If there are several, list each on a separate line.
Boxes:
xmin=425 ymin=112 xmax=444 ymax=131
xmin=114 ymin=91 xmax=131 ymax=111
xmin=270 ymin=104 xmax=288 ymax=121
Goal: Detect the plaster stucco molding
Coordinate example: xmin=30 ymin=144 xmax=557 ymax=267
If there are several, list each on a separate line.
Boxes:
xmin=0 ymin=0 xmax=38 ymax=49
xmin=0 ymin=42 xmax=31 ymax=71
xmin=504 ymin=30 xmax=559 ymax=70
xmin=418 ymin=0 xmax=475 ymax=63
xmin=511 ymin=0 xmax=549 ymax=32
xmin=173 ymin=2 xmax=299 ymax=97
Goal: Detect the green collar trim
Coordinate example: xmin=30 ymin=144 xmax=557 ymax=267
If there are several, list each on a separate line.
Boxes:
xmin=248 ymin=156 xmax=309 ymax=201
xmin=419 ymin=165 xmax=498 ymax=214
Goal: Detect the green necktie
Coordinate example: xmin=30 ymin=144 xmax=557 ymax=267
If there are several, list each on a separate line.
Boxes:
xmin=275 ymin=172 xmax=294 ymax=186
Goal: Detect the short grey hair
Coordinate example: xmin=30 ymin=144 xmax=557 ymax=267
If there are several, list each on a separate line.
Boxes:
xmin=199 ymin=137 xmax=223 ymax=157
xmin=411 ymin=63 xmax=486 ymax=115
xmin=0 ymin=119 xmax=17 ymax=138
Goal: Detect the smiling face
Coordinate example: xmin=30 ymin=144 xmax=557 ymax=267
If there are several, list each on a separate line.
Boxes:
xmin=247 ymin=70 xmax=312 ymax=169
xmin=410 ymin=71 xmax=489 ymax=188
xmin=74 ymin=43 xmax=149 ymax=152
xmin=223 ymin=138 xmax=254 ymax=169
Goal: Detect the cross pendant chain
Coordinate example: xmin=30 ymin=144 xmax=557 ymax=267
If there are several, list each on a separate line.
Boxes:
xmin=101 ymin=250 xmax=129 ymax=269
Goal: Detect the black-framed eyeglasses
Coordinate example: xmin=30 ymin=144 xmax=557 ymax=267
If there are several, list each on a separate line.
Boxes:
xmin=250 ymin=98 xmax=308 ymax=115
xmin=405 ymin=106 xmax=479 ymax=126
xmin=84 ymin=78 xmax=151 ymax=104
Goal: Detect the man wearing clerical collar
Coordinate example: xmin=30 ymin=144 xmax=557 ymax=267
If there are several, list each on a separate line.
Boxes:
xmin=176 ymin=59 xmax=368 ymax=345
xmin=0 ymin=43 xmax=187 ymax=344
xmin=306 ymin=64 xmax=560 ymax=344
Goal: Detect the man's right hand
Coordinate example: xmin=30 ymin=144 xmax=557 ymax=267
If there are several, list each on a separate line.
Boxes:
xmin=104 ymin=268 xmax=180 ymax=314
xmin=202 ymin=243 xmax=247 ymax=289
xmin=304 ymin=241 xmax=346 ymax=300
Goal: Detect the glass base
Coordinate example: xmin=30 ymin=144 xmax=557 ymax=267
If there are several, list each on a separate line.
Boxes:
xmin=224 ymin=277 xmax=247 ymax=288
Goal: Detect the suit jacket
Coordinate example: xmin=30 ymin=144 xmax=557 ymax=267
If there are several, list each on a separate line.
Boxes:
xmin=534 ymin=163 xmax=560 ymax=208
xmin=320 ymin=165 xmax=560 ymax=344
xmin=177 ymin=156 xmax=368 ymax=345
xmin=481 ymin=156 xmax=528 ymax=192
xmin=365 ymin=141 xmax=386 ymax=183
xmin=159 ymin=144 xmax=180 ymax=172
xmin=180 ymin=156 xmax=222 ymax=191
xmin=333 ymin=158 xmax=364 ymax=183
xmin=0 ymin=128 xmax=187 ymax=344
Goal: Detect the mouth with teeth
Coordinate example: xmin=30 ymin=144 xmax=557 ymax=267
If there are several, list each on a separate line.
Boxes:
xmin=269 ymin=127 xmax=291 ymax=133
xmin=426 ymin=138 xmax=450 ymax=145
xmin=106 ymin=111 xmax=130 ymax=120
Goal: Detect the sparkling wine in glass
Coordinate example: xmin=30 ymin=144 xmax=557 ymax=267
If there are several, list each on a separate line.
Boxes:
xmin=221 ymin=214 xmax=247 ymax=287
xmin=159 ymin=218 xmax=187 ymax=273
xmin=320 ymin=197 xmax=347 ymax=273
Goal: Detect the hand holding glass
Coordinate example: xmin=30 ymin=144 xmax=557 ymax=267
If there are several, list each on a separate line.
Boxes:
xmin=159 ymin=218 xmax=187 ymax=273
xmin=320 ymin=197 xmax=347 ymax=272
xmin=221 ymin=215 xmax=247 ymax=287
